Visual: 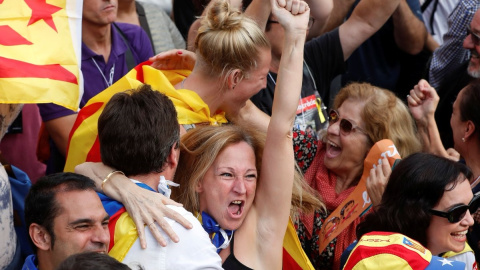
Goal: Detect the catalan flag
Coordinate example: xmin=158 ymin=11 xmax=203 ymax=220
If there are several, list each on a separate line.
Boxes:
xmin=64 ymin=62 xmax=227 ymax=172
xmin=343 ymin=232 xmax=466 ymax=270
xmin=0 ymin=0 xmax=82 ymax=110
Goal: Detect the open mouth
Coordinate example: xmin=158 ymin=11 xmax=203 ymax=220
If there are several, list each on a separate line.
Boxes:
xmin=326 ymin=140 xmax=341 ymax=158
xmin=451 ymin=230 xmax=468 ymax=241
xmin=227 ymin=200 xmax=245 ymax=217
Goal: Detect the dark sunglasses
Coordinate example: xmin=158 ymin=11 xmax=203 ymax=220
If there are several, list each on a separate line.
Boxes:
xmin=430 ymin=194 xmax=480 ymax=223
xmin=467 ymin=25 xmax=480 ymax=46
xmin=328 ymin=109 xmax=368 ymax=136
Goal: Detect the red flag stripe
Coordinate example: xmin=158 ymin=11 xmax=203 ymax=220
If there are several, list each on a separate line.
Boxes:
xmin=0 ymin=26 xmax=33 ymax=46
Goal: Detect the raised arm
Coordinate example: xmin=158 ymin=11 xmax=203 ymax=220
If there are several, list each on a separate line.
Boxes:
xmin=305 ymin=0 xmax=333 ymax=39
xmin=391 ymin=0 xmax=426 ymax=55
xmin=251 ymin=0 xmax=309 ymax=266
xmin=339 ymin=0 xmax=401 ymax=60
xmin=75 ymin=162 xmax=192 ymax=249
xmin=407 ymin=80 xmax=458 ymax=160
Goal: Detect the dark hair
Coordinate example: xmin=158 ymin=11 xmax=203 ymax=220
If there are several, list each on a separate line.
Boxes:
xmin=25 ymin=173 xmax=97 ymax=252
xmin=98 ymin=84 xmax=179 ymax=176
xmin=356 ymin=153 xmax=472 ymax=246
xmin=459 ymin=79 xmax=480 ymax=142
xmin=56 ymin=252 xmax=141 ymax=270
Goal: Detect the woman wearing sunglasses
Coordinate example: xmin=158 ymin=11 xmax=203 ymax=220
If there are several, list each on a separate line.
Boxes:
xmin=343 ymin=152 xmax=476 ymax=269
xmin=295 ymin=82 xmax=421 ymax=269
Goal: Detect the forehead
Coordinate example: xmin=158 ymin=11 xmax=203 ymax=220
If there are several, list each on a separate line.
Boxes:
xmin=436 ymin=177 xmax=472 ymax=209
xmin=54 ymin=190 xmax=106 ymax=221
xmin=337 ymin=99 xmax=366 ymax=124
xmin=213 ymin=141 xmax=256 ymax=167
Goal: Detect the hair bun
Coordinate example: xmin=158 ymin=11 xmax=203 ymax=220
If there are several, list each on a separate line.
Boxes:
xmin=204 ymin=0 xmax=243 ymax=30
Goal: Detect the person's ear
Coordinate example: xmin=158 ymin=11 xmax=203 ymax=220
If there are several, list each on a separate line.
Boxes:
xmin=168 ymin=142 xmax=179 ymax=170
xmin=464 ymin=120 xmax=476 ymax=140
xmin=29 ymin=223 xmax=52 ymax=251
xmin=195 ymin=179 xmax=204 ymax=193
xmin=227 ymin=69 xmax=243 ymax=90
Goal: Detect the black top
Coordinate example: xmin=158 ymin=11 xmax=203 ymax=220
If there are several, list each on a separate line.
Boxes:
xmin=222 ymin=235 xmax=253 ymax=270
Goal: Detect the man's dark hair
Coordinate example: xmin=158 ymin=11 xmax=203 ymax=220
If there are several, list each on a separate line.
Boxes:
xmin=98 ymin=84 xmax=179 ymax=176
xmin=56 ymin=252 xmax=141 ymax=270
xmin=24 ymin=172 xmax=97 ymax=252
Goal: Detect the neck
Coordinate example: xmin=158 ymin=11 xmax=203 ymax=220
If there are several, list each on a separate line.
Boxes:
xmin=116 ymin=0 xmax=140 ymax=25
xmin=334 ymin=169 xmax=363 ymax=194
xmin=129 ymin=170 xmax=175 ymax=192
xmin=82 ymin=22 xmax=112 ymax=62
xmin=463 ymin=143 xmax=480 ymax=187
xmin=37 ymin=252 xmax=54 ymax=270
xmin=180 ymin=70 xmax=224 ymax=116
xmin=269 ymin=53 xmax=280 ymax=74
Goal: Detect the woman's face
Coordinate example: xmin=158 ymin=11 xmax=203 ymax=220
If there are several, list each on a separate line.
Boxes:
xmin=324 ymin=98 xmax=371 ymax=179
xmin=427 ymin=177 xmax=474 ymax=255
xmin=196 ymin=141 xmax=257 ymax=230
xmin=450 ymin=88 xmax=466 ymax=151
xmin=221 ymin=48 xmax=271 ymax=116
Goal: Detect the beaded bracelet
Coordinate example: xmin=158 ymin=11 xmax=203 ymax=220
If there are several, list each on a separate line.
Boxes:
xmin=101 ymin=170 xmax=125 ymax=191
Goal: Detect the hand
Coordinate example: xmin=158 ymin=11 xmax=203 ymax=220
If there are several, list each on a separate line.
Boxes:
xmin=149 ymin=49 xmax=197 ymax=71
xmin=271 ymin=0 xmax=310 ymax=33
xmin=120 ymin=184 xmax=193 ymax=248
xmin=366 ymin=157 xmax=391 ymax=208
xmin=407 ymin=79 xmax=439 ymax=127
xmin=446 ymin=148 xmax=460 ymax=162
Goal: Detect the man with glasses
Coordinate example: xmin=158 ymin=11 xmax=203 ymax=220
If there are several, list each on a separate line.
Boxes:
xmin=427 ymin=1 xmax=480 ymax=150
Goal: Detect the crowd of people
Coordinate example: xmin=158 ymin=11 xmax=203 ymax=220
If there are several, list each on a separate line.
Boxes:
xmin=2 ymin=0 xmax=480 ymax=269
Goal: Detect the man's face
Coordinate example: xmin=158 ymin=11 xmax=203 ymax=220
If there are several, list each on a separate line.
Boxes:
xmin=83 ymin=0 xmax=117 ymax=26
xmin=47 ymin=190 xmax=110 ymax=269
xmin=463 ymin=11 xmax=480 ymax=78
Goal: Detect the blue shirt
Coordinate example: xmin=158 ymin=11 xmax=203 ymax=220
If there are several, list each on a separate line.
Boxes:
xmin=21 ymin=255 xmax=38 ymax=270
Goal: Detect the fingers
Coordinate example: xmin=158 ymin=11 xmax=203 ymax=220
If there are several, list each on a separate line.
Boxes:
xmin=446 ymin=148 xmax=461 ymax=161
xmin=161 ymin=196 xmax=183 ymax=207
xmin=163 ymin=206 xmax=193 ymax=229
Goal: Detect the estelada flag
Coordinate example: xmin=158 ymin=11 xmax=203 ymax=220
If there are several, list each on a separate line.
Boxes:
xmin=0 ymin=0 xmax=82 ymax=111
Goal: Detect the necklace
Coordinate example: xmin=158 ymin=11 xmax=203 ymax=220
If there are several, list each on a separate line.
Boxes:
xmin=91 ymin=58 xmax=115 ymax=87
xmin=471 ymin=175 xmax=480 ymax=188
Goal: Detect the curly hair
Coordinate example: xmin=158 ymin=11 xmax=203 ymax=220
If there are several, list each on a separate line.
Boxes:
xmin=356 ymin=153 xmax=472 ymax=246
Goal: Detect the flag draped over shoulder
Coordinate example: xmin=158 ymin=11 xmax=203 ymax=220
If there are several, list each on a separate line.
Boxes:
xmin=64 ymin=61 xmax=228 ymax=172
xmin=0 ymin=0 xmax=82 ymax=110
xmin=283 ymin=218 xmax=315 ymax=270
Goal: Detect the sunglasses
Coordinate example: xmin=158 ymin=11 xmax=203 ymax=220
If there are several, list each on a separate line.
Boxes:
xmin=430 ymin=194 xmax=480 ymax=223
xmin=328 ymin=109 xmax=368 ymax=136
xmin=467 ymin=25 xmax=480 ymax=46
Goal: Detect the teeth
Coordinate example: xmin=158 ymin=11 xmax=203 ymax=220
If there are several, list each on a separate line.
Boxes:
xmin=328 ymin=141 xmax=339 ymax=148
xmin=232 ymin=201 xmax=242 ymax=204
xmin=452 ymin=230 xmax=468 ymax=236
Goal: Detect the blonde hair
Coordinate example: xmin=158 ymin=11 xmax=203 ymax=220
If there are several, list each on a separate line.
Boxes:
xmin=172 ymin=125 xmax=324 ymax=217
xmin=194 ymin=0 xmax=270 ymax=83
xmin=333 ymin=83 xmax=421 ymax=158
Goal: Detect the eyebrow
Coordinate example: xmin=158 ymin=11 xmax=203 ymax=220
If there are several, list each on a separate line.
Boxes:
xmin=69 ymin=215 xmax=110 ymax=226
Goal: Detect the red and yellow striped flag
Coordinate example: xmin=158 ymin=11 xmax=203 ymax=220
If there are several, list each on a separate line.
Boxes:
xmin=0 ymin=0 xmax=82 ymax=110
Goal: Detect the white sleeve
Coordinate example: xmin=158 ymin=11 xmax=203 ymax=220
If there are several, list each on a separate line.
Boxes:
xmin=123 ymin=205 xmax=223 ymax=270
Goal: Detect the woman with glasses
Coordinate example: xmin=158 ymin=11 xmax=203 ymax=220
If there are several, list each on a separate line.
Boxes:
xmin=408 ymin=78 xmax=480 ymax=263
xmin=294 ymin=82 xmax=421 ymax=269
xmin=343 ymin=152 xmax=476 ymax=269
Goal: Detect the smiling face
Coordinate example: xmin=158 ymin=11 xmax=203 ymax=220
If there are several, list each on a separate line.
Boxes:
xmin=427 ymin=177 xmax=474 ymax=255
xmin=324 ymin=98 xmax=371 ymax=180
xmin=83 ymin=0 xmax=117 ymax=26
xmin=47 ymin=190 xmax=110 ymax=269
xmin=463 ymin=11 xmax=480 ymax=78
xmin=221 ymin=48 xmax=271 ymax=116
xmin=196 ymin=141 xmax=257 ymax=230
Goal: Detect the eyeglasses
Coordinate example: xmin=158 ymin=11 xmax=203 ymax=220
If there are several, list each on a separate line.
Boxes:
xmin=467 ymin=25 xmax=480 ymax=46
xmin=430 ymin=194 xmax=480 ymax=223
xmin=267 ymin=17 xmax=315 ymax=29
xmin=328 ymin=109 xmax=368 ymax=136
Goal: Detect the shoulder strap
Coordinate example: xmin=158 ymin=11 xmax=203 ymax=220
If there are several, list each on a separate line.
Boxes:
xmin=421 ymin=0 xmax=434 ymax=12
xmin=112 ymin=22 xmax=136 ymax=70
xmin=135 ymin=2 xmax=155 ymax=51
